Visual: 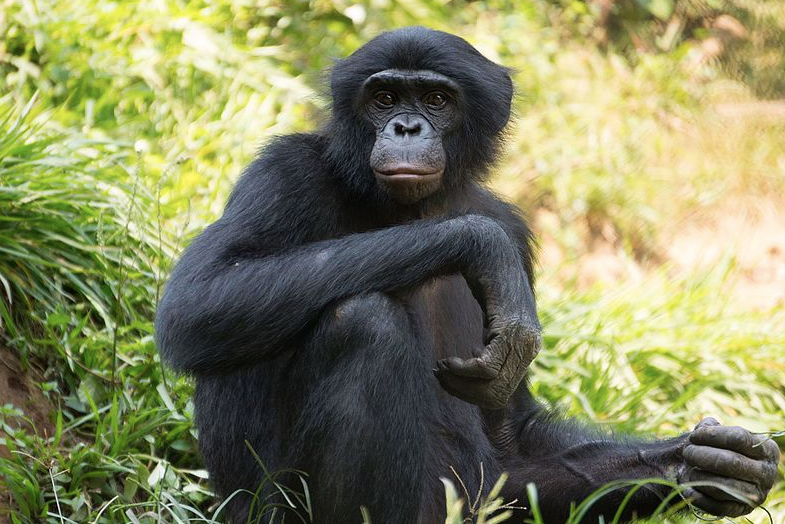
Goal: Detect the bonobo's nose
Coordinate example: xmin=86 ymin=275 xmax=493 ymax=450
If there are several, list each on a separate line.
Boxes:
xmin=390 ymin=115 xmax=423 ymax=137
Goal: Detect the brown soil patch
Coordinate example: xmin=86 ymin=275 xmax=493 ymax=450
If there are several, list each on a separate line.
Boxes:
xmin=666 ymin=200 xmax=785 ymax=310
xmin=537 ymin=200 xmax=785 ymax=310
xmin=0 ymin=345 xmax=55 ymax=523
xmin=712 ymin=100 xmax=785 ymax=122
xmin=0 ymin=346 xmax=55 ymax=457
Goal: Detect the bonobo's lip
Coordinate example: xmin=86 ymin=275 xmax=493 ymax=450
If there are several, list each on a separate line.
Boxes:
xmin=373 ymin=167 xmax=443 ymax=180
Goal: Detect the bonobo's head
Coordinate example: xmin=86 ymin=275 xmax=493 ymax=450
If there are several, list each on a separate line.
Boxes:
xmin=326 ymin=27 xmax=513 ymax=205
xmin=362 ymin=69 xmax=459 ymax=204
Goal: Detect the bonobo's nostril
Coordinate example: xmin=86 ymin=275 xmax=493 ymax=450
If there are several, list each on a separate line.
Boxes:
xmin=393 ymin=118 xmax=422 ymax=136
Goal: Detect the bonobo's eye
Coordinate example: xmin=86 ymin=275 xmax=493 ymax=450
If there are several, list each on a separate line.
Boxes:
xmin=423 ymin=91 xmax=448 ymax=109
xmin=373 ymin=91 xmax=396 ymax=108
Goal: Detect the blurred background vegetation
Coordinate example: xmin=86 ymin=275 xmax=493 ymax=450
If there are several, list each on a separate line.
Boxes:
xmin=0 ymin=0 xmax=783 ymax=522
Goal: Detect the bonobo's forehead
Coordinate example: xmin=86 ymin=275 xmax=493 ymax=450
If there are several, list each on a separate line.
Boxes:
xmin=361 ymin=69 xmax=461 ymax=93
xmin=330 ymin=27 xmax=513 ymax=137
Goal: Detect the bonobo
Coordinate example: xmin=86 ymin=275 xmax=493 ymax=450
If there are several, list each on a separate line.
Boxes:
xmin=155 ymin=27 xmax=780 ymax=523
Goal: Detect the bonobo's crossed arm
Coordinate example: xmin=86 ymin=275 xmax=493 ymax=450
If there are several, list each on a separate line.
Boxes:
xmin=156 ymin=207 xmax=541 ymax=408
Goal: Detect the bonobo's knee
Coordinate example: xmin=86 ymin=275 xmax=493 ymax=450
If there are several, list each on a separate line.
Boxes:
xmin=326 ymin=293 xmax=408 ymax=341
xmin=310 ymin=293 xmax=417 ymax=376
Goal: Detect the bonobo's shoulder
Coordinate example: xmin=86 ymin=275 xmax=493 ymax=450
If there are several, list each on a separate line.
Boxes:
xmin=222 ymin=133 xmax=329 ymax=214
xmin=247 ymin=133 xmax=328 ymax=181
xmin=227 ymin=133 xmax=328 ymax=200
xmin=470 ymin=186 xmax=531 ymax=232
xmin=263 ymin=133 xmax=326 ymax=160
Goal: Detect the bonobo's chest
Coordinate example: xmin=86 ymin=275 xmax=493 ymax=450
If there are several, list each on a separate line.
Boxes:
xmin=406 ymin=275 xmax=485 ymax=360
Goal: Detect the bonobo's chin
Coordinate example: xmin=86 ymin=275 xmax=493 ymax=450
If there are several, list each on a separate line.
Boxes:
xmin=373 ymin=169 xmax=444 ymax=205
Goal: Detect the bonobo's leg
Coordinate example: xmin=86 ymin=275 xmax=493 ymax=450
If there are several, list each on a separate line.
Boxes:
xmin=286 ymin=293 xmax=435 ymax=524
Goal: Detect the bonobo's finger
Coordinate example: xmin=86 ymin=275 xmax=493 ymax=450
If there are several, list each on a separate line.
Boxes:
xmin=695 ymin=417 xmax=721 ymax=429
xmin=437 ymin=356 xmax=498 ymax=379
xmin=686 ymin=468 xmax=764 ymax=505
xmin=691 ymin=425 xmax=780 ymax=461
xmin=683 ymin=444 xmax=774 ymax=483
xmin=434 ymin=369 xmax=510 ymax=410
xmin=435 ymin=370 xmax=492 ymax=406
xmin=436 ymin=323 xmax=538 ymax=409
xmin=682 ymin=487 xmax=752 ymax=518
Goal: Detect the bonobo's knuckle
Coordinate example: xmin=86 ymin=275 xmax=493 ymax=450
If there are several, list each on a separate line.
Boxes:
xmin=696 ymin=417 xmax=722 ymax=430
xmin=507 ymin=320 xmax=542 ymax=354
xmin=763 ymin=438 xmax=781 ymax=462
xmin=523 ymin=326 xmax=543 ymax=348
xmin=726 ymin=426 xmax=752 ymax=448
xmin=763 ymin=459 xmax=778 ymax=482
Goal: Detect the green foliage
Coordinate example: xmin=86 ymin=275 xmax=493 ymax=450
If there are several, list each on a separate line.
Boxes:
xmin=0 ymin=0 xmax=456 ymax=222
xmin=0 ymin=97 xmax=161 ymax=364
xmin=547 ymin=0 xmax=785 ymax=97
xmin=534 ymin=265 xmax=785 ymax=435
xmin=721 ymin=0 xmax=785 ymax=98
xmin=0 ymin=97 xmax=201 ymax=522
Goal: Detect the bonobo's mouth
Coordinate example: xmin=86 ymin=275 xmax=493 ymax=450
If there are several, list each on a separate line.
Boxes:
xmin=372 ymin=165 xmax=445 ymax=204
xmin=373 ymin=166 xmax=443 ymax=181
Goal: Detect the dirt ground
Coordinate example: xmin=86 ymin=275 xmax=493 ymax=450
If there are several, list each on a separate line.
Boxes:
xmin=666 ymin=200 xmax=785 ymax=310
xmin=538 ymin=200 xmax=785 ymax=310
xmin=0 ymin=345 xmax=54 ymax=524
xmin=0 ymin=346 xmax=54 ymax=457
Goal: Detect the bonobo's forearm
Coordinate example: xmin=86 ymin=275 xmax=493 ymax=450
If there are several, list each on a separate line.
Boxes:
xmin=516 ymin=437 xmax=685 ymax=522
xmin=505 ymin=405 xmax=686 ymax=522
xmin=156 ymin=214 xmax=520 ymax=372
xmin=502 ymin=392 xmax=780 ymax=521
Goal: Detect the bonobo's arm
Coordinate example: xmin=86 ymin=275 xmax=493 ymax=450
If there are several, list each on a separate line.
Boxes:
xmin=157 ymin=215 xmax=520 ymax=372
xmin=155 ymin=159 xmax=539 ymax=406
xmin=504 ymin=391 xmax=780 ymax=522
xmin=435 ymin=190 xmax=542 ymax=408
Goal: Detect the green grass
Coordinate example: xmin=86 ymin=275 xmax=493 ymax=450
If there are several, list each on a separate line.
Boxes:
xmin=0 ymin=0 xmax=783 ymax=522
xmin=0 ymin=97 xmax=163 ymax=357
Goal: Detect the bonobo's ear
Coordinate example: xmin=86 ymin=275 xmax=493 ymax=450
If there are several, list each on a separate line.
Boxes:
xmin=469 ymin=62 xmax=513 ymax=135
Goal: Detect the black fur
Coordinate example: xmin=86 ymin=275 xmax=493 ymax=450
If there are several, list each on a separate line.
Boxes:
xmin=155 ymin=27 xmax=779 ymax=524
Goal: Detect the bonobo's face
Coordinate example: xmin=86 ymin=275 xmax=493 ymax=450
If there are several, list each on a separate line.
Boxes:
xmin=361 ymin=69 xmax=461 ymax=204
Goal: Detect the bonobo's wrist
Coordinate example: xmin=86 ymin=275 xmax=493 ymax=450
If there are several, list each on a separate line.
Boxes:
xmin=638 ymin=434 xmax=691 ymax=503
xmin=662 ymin=434 xmax=690 ymax=483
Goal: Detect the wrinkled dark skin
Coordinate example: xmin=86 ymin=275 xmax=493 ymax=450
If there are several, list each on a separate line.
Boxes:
xmin=678 ymin=418 xmax=780 ymax=517
xmin=155 ymin=27 xmax=781 ymax=524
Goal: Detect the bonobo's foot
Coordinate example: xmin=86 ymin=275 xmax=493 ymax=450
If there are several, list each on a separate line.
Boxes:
xmin=678 ymin=417 xmax=780 ymax=517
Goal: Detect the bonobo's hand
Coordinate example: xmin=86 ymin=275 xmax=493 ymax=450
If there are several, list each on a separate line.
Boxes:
xmin=434 ymin=215 xmax=542 ymax=409
xmin=679 ymin=417 xmax=780 ymax=517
